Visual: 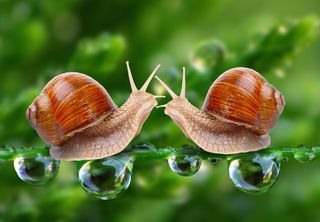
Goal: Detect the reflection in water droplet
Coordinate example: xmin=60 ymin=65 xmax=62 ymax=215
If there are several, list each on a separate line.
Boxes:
xmin=14 ymin=155 xmax=60 ymax=185
xmin=78 ymin=155 xmax=133 ymax=200
xmin=190 ymin=39 xmax=226 ymax=73
xmin=168 ymin=155 xmax=201 ymax=176
xmin=293 ymin=151 xmax=316 ymax=163
xmin=228 ymin=155 xmax=280 ymax=194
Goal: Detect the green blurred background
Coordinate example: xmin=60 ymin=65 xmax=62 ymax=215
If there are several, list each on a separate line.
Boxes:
xmin=1 ymin=0 xmax=320 ymax=221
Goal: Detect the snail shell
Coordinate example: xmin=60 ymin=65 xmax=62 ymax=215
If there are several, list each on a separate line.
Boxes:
xmin=203 ymin=67 xmax=285 ymax=136
xmin=27 ymin=72 xmax=116 ymax=146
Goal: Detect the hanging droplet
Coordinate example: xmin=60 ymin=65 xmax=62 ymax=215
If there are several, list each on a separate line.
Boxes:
xmin=293 ymin=150 xmax=316 ymax=163
xmin=168 ymin=155 xmax=202 ymax=176
xmin=228 ymin=155 xmax=280 ymax=194
xmin=280 ymin=156 xmax=289 ymax=162
xmin=190 ymin=39 xmax=226 ymax=73
xmin=207 ymin=157 xmax=222 ymax=166
xmin=78 ymin=155 xmax=133 ymax=200
xmin=14 ymin=154 xmax=60 ymax=185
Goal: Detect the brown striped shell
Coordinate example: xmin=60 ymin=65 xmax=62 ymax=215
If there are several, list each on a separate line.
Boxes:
xmin=26 ymin=72 xmax=116 ymax=146
xmin=202 ymin=67 xmax=285 ymax=136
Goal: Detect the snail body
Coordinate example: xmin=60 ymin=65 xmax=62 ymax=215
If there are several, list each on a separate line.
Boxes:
xmin=27 ymin=62 xmax=160 ymax=160
xmin=155 ymin=67 xmax=285 ymax=154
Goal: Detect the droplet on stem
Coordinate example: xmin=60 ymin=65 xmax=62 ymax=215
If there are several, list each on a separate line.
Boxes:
xmin=78 ymin=155 xmax=133 ymax=200
xmin=293 ymin=150 xmax=316 ymax=163
xmin=130 ymin=143 xmax=156 ymax=151
xmin=228 ymin=154 xmax=280 ymax=194
xmin=168 ymin=155 xmax=202 ymax=176
xmin=14 ymin=154 xmax=60 ymax=185
xmin=207 ymin=157 xmax=222 ymax=166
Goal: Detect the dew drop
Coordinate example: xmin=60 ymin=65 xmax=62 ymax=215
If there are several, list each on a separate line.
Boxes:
xmin=168 ymin=155 xmax=201 ymax=176
xmin=131 ymin=143 xmax=156 ymax=151
xmin=78 ymin=155 xmax=133 ymax=200
xmin=190 ymin=39 xmax=226 ymax=73
xmin=293 ymin=150 xmax=316 ymax=163
xmin=14 ymin=155 xmax=60 ymax=185
xmin=228 ymin=155 xmax=280 ymax=194
xmin=207 ymin=157 xmax=222 ymax=166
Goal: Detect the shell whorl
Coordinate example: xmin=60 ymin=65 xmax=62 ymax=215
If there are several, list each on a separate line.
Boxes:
xmin=27 ymin=72 xmax=116 ymax=146
xmin=202 ymin=67 xmax=285 ymax=136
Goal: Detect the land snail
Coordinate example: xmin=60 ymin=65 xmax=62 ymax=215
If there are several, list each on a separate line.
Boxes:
xmin=155 ymin=67 xmax=285 ymax=154
xmin=26 ymin=61 xmax=163 ymax=161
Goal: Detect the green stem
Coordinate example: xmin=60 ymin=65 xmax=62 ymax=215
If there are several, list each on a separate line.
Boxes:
xmin=0 ymin=146 xmax=49 ymax=161
xmin=1 ymin=144 xmax=320 ymax=162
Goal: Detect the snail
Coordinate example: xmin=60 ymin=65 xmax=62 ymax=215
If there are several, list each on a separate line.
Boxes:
xmin=27 ymin=61 xmax=162 ymax=161
xmin=155 ymin=67 xmax=285 ymax=154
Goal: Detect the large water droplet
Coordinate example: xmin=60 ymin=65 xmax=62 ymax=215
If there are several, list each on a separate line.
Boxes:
xmin=190 ymin=39 xmax=226 ymax=73
xmin=14 ymin=155 xmax=60 ymax=185
xmin=78 ymin=155 xmax=133 ymax=200
xmin=228 ymin=155 xmax=280 ymax=194
xmin=168 ymin=155 xmax=201 ymax=176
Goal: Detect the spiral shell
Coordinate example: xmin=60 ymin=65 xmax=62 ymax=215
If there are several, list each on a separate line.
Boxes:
xmin=202 ymin=67 xmax=285 ymax=136
xmin=26 ymin=72 xmax=116 ymax=146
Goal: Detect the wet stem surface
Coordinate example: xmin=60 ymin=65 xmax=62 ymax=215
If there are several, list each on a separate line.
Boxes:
xmin=1 ymin=144 xmax=319 ymax=199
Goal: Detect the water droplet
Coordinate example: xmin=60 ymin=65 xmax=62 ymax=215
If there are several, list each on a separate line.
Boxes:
xmin=228 ymin=155 xmax=280 ymax=194
xmin=131 ymin=143 xmax=156 ymax=151
xmin=190 ymin=39 xmax=226 ymax=73
xmin=78 ymin=155 xmax=133 ymax=200
xmin=14 ymin=155 xmax=60 ymax=185
xmin=168 ymin=155 xmax=201 ymax=176
xmin=293 ymin=151 xmax=316 ymax=163
xmin=207 ymin=157 xmax=222 ymax=166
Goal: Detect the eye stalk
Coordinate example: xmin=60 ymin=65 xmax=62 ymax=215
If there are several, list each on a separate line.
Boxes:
xmin=180 ymin=67 xmax=186 ymax=98
xmin=155 ymin=67 xmax=186 ymax=108
xmin=140 ymin=64 xmax=161 ymax=92
xmin=126 ymin=61 xmax=161 ymax=93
